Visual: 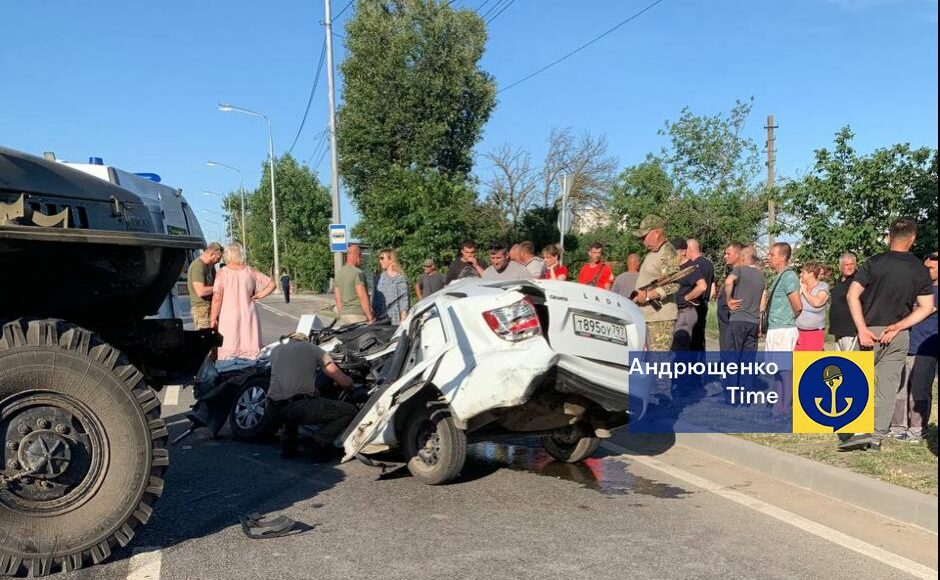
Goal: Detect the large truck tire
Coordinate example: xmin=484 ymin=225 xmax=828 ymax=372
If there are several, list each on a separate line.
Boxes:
xmin=0 ymin=319 xmax=167 ymax=577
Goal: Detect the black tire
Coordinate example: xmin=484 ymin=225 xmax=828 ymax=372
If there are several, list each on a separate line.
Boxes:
xmin=228 ymin=376 xmax=277 ymax=442
xmin=0 ymin=319 xmax=167 ymax=577
xmin=541 ymin=425 xmax=601 ymax=463
xmin=403 ymin=404 xmax=466 ymax=485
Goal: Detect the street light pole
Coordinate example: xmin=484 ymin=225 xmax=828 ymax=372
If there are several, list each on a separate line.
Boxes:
xmin=207 ymin=161 xmax=247 ymax=257
xmin=218 ymin=103 xmax=280 ymax=280
xmin=324 ymin=0 xmax=343 ymax=275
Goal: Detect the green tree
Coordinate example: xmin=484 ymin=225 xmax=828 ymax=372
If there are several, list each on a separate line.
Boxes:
xmin=783 ymin=127 xmax=938 ymax=264
xmin=339 ymin=0 xmax=496 ymax=269
xmin=611 ymin=102 xmax=766 ymax=268
xmin=239 ymin=155 xmax=333 ymax=291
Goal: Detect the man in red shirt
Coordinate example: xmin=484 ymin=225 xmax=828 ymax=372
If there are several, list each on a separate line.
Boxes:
xmin=577 ymin=242 xmax=614 ymax=290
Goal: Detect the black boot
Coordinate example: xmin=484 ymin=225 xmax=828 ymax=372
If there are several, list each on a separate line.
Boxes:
xmin=281 ymin=424 xmax=300 ymax=459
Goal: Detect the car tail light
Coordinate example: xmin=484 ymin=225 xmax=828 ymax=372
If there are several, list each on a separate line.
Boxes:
xmin=482 ymin=297 xmax=542 ymax=342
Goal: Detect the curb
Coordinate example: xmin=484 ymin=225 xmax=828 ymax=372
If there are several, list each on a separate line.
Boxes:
xmin=660 ymin=432 xmax=938 ymax=532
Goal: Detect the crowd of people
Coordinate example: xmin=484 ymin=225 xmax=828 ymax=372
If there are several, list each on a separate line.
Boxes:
xmin=188 ymin=213 xmax=937 ymax=455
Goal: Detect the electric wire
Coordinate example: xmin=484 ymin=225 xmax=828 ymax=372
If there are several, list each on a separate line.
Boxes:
xmin=498 ymin=0 xmax=667 ymax=94
xmin=485 ymin=0 xmax=516 ymax=23
xmin=288 ymin=38 xmax=328 ymax=155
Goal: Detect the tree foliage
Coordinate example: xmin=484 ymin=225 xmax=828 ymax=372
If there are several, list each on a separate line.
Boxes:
xmin=483 ymin=144 xmax=537 ymax=235
xmin=338 ymin=0 xmax=496 ymax=277
xmin=782 ymin=127 xmax=938 ymax=264
xmin=227 ymin=155 xmax=333 ymax=291
xmin=609 ymin=101 xmax=767 ymax=268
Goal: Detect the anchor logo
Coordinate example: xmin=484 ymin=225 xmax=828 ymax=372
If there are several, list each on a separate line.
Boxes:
xmin=814 ymin=364 xmax=852 ymax=418
xmin=793 ymin=352 xmax=873 ymax=433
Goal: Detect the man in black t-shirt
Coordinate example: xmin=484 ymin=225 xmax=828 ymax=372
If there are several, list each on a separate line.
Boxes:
xmin=671 ymin=239 xmax=706 ymax=351
xmin=828 ymin=251 xmax=859 ymax=351
xmin=446 ymin=240 xmax=487 ymax=283
xmin=686 ymin=239 xmax=714 ymax=352
xmin=841 ymin=218 xmax=934 ymax=452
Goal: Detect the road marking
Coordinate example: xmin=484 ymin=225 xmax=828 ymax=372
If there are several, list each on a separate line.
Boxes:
xmin=602 ymin=442 xmax=938 ymax=580
xmin=257 ymin=302 xmax=299 ymax=320
xmin=162 ymin=385 xmax=180 ymax=406
xmin=126 ymin=547 xmax=162 ymax=580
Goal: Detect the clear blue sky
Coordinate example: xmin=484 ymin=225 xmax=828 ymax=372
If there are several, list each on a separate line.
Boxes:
xmin=2 ymin=0 xmax=937 ymax=240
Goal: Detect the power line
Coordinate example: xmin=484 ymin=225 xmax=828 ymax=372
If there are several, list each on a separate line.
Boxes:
xmin=480 ymin=0 xmax=505 ymax=19
xmin=498 ymin=0 xmax=667 ymax=94
xmin=314 ymin=134 xmax=331 ymax=170
xmin=485 ymin=0 xmax=516 ymax=23
xmin=335 ymin=0 xmax=354 ymax=20
xmin=306 ymin=128 xmax=328 ymax=165
xmin=477 ymin=0 xmax=493 ymax=11
xmin=288 ymin=38 xmax=328 ymax=155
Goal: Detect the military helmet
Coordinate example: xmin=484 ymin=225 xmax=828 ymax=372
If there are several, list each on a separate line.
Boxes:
xmin=823 ymin=364 xmax=842 ymax=381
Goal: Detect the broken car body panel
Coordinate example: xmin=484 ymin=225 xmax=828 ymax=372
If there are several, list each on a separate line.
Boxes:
xmin=341 ymin=278 xmax=651 ymax=462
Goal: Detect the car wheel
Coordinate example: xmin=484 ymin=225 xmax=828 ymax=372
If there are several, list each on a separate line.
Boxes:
xmin=403 ymin=405 xmax=466 ymax=485
xmin=541 ymin=425 xmax=601 ymax=463
xmin=229 ymin=377 xmax=277 ymax=441
xmin=0 ymin=319 xmax=167 ymax=577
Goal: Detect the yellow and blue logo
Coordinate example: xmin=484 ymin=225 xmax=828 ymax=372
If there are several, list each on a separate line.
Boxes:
xmin=792 ymin=352 xmax=874 ymax=433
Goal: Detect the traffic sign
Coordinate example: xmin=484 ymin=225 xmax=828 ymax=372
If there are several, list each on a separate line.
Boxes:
xmin=557 ymin=208 xmax=574 ymax=235
xmin=329 ymin=223 xmax=348 ymax=252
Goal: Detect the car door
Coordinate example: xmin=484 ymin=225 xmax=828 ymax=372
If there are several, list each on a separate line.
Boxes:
xmin=341 ymin=305 xmax=455 ymax=461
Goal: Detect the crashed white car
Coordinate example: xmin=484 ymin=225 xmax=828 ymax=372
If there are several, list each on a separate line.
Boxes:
xmin=341 ymin=278 xmax=651 ymax=485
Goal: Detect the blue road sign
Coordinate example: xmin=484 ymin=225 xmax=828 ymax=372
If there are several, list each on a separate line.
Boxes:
xmin=329 ymin=223 xmax=348 ymax=252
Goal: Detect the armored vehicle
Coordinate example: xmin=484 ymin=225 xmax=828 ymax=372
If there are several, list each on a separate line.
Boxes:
xmin=0 ymin=146 xmax=212 ymax=576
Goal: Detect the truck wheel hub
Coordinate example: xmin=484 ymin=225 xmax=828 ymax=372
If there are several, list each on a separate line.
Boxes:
xmin=1 ymin=394 xmax=105 ymax=511
xmin=18 ymin=430 xmax=71 ymax=478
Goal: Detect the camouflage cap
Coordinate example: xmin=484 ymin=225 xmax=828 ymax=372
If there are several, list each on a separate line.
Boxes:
xmin=633 ymin=214 xmax=666 ymax=238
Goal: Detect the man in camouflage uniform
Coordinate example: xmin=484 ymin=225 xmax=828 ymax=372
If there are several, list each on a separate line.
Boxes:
xmin=632 ymin=215 xmax=680 ymax=350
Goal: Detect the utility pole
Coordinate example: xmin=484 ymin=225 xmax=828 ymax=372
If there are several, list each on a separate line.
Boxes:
xmin=765 ymin=114 xmax=778 ymax=249
xmin=324 ymin=0 xmax=343 ymax=276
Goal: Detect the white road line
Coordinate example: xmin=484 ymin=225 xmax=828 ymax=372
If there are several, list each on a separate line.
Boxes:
xmin=126 ymin=547 xmax=162 ymax=580
xmin=257 ymin=302 xmax=299 ymax=320
xmin=602 ymin=442 xmax=937 ymax=580
xmin=162 ymin=385 xmax=180 ymax=407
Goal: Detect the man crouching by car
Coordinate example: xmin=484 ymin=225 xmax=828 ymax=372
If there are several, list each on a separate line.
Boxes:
xmin=268 ymin=333 xmax=357 ymax=460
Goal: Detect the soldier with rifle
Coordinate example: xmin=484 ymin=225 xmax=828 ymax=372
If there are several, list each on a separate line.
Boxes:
xmin=632 ymin=215 xmax=682 ymax=352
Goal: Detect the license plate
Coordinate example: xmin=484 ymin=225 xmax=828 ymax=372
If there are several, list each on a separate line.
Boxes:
xmin=572 ymin=314 xmax=627 ymax=345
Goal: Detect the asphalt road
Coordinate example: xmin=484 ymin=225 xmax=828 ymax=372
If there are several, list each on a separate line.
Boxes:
xmin=47 ymin=295 xmax=938 ymax=580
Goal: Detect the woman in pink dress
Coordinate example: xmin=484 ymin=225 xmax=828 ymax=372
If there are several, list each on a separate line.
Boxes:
xmin=209 ymin=243 xmax=276 ymax=360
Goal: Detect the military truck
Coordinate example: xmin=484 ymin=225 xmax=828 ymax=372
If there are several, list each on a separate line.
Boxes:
xmin=0 ymin=146 xmax=214 ymax=576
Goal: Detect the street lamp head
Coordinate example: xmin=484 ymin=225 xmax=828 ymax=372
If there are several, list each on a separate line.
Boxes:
xmin=218 ymin=103 xmax=235 ymax=112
